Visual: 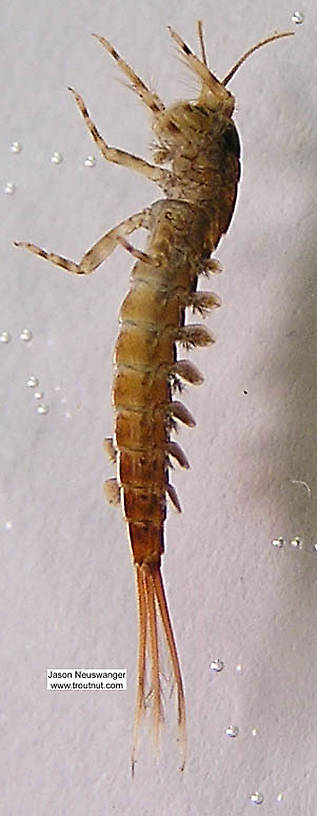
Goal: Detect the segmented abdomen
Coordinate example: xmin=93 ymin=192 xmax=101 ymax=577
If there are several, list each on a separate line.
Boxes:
xmin=113 ymin=202 xmax=201 ymax=568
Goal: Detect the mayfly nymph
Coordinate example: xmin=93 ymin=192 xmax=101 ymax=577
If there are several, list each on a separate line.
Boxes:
xmin=15 ymin=22 xmax=294 ymax=773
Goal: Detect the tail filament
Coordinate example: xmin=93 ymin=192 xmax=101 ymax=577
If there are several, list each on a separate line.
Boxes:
xmin=132 ymin=564 xmax=186 ymax=775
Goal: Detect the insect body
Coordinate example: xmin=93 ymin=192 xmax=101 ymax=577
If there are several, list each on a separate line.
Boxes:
xmin=15 ymin=24 xmax=293 ymax=772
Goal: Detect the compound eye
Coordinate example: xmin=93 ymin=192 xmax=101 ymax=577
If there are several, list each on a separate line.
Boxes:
xmin=223 ymin=122 xmax=240 ymax=159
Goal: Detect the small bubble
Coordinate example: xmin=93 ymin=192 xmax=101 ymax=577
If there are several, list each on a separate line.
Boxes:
xmin=314 ymin=544 xmax=317 ymax=553
xmin=20 ymin=328 xmax=33 ymax=342
xmin=37 ymin=403 xmax=49 ymax=415
xmin=5 ymin=520 xmax=13 ymax=530
xmin=277 ymin=793 xmax=284 ymax=802
xmin=26 ymin=375 xmax=39 ymax=388
xmin=4 ymin=182 xmax=16 ymax=195
xmin=10 ymin=141 xmax=22 ymax=153
xmin=252 ymin=728 xmax=257 ymax=736
xmin=291 ymin=11 xmax=304 ymax=24
xmin=290 ymin=536 xmax=303 ymax=549
xmin=249 ymin=792 xmax=264 ymax=805
xmin=0 ymin=331 xmax=11 ymax=344
xmin=272 ymin=537 xmax=285 ymax=549
xmin=225 ymin=725 xmax=239 ymax=738
xmin=84 ymin=155 xmax=96 ymax=167
xmin=50 ymin=151 xmax=63 ymax=165
xmin=209 ymin=658 xmax=224 ymax=672
xmin=34 ymin=391 xmax=44 ymax=400
xmin=64 ymin=410 xmax=72 ymax=419
xmin=236 ymin=664 xmax=242 ymax=673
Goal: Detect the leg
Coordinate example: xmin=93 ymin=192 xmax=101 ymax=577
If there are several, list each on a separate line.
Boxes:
xmin=92 ymin=34 xmax=165 ymax=114
xmin=68 ymin=88 xmax=170 ymax=186
xmin=14 ymin=208 xmax=151 ymax=275
xmin=80 ymin=209 xmax=152 ymax=273
xmin=167 ymin=26 xmax=218 ymax=96
xmin=116 ymin=236 xmax=160 ymax=267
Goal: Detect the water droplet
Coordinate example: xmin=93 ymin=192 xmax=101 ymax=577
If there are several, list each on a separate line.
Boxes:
xmin=64 ymin=410 xmax=72 ymax=419
xmin=290 ymin=536 xmax=303 ymax=549
xmin=252 ymin=728 xmax=257 ymax=736
xmin=37 ymin=403 xmax=49 ymax=415
xmin=225 ymin=725 xmax=239 ymax=738
xmin=291 ymin=11 xmax=304 ymax=24
xmin=26 ymin=375 xmax=39 ymax=388
xmin=5 ymin=520 xmax=12 ymax=530
xmin=236 ymin=663 xmax=242 ymax=673
xmin=50 ymin=151 xmax=63 ymax=165
xmin=0 ymin=331 xmax=11 ymax=344
xmin=10 ymin=140 xmax=22 ymax=153
xmin=249 ymin=792 xmax=264 ymax=805
xmin=314 ymin=544 xmax=317 ymax=553
xmin=84 ymin=155 xmax=96 ymax=167
xmin=209 ymin=658 xmax=224 ymax=672
xmin=4 ymin=182 xmax=16 ymax=195
xmin=277 ymin=792 xmax=284 ymax=802
xmin=34 ymin=391 xmax=44 ymax=400
xmin=20 ymin=328 xmax=33 ymax=342
xmin=272 ymin=537 xmax=285 ymax=549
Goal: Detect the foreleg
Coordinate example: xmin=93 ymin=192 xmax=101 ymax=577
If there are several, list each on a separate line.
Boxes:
xmin=92 ymin=33 xmax=165 ymax=114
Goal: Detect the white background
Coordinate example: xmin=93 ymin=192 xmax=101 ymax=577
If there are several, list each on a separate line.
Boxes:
xmin=1 ymin=0 xmax=316 ymax=813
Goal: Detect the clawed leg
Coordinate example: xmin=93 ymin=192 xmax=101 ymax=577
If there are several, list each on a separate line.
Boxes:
xmin=68 ymin=87 xmax=170 ymax=186
xmin=14 ymin=208 xmax=151 ymax=275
